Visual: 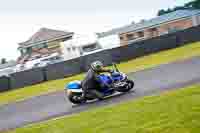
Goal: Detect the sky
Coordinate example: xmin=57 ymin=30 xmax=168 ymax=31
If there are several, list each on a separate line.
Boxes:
xmin=0 ymin=0 xmax=192 ymax=60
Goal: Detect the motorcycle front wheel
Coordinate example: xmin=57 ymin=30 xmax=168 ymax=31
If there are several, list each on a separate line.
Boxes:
xmin=116 ymin=79 xmax=135 ymax=92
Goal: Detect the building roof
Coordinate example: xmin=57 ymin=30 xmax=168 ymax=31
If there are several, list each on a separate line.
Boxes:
xmin=98 ymin=10 xmax=200 ymax=37
xmin=19 ymin=28 xmax=74 ymax=46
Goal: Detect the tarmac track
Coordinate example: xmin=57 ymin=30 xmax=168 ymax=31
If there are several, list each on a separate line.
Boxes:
xmin=0 ymin=57 xmax=200 ymax=131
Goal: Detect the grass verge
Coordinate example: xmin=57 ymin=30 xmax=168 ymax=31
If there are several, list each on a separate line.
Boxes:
xmin=0 ymin=41 xmax=200 ymax=105
xmin=6 ymin=84 xmax=200 ymax=133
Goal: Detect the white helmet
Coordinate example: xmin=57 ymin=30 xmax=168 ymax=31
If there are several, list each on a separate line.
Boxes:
xmin=91 ymin=61 xmax=103 ymax=71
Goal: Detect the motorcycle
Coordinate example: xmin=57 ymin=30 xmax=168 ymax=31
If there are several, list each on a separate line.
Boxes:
xmin=64 ymin=63 xmax=135 ymax=104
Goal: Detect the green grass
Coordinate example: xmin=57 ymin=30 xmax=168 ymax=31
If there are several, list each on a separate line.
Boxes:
xmin=6 ymin=84 xmax=200 ymax=133
xmin=0 ymin=41 xmax=200 ymax=105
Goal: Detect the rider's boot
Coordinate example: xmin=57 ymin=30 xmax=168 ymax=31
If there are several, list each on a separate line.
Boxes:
xmin=90 ymin=90 xmax=104 ymax=100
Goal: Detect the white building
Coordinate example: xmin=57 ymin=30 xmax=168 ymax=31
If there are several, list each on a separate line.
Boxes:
xmin=60 ymin=33 xmax=102 ymax=60
xmin=97 ymin=34 xmax=120 ymax=49
xmin=60 ymin=33 xmax=121 ymax=60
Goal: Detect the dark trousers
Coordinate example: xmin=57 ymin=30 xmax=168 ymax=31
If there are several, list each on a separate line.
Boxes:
xmin=83 ymin=87 xmax=104 ymax=99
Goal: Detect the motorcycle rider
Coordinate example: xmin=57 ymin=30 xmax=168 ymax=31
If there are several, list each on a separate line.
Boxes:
xmin=81 ymin=61 xmax=113 ymax=100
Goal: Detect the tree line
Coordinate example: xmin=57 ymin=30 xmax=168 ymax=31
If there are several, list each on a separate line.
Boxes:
xmin=158 ymin=0 xmax=200 ymax=16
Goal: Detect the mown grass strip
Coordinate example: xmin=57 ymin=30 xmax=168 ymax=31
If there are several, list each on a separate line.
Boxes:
xmin=6 ymin=84 xmax=200 ymax=133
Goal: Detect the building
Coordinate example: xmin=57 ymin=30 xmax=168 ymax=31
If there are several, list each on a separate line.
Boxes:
xmin=17 ymin=28 xmax=74 ymax=63
xmin=97 ymin=34 xmax=121 ymax=49
xmin=98 ymin=10 xmax=200 ymax=46
xmin=61 ymin=33 xmax=122 ymax=60
xmin=60 ymin=33 xmax=102 ymax=60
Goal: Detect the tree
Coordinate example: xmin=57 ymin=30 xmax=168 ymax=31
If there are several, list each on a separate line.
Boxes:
xmin=1 ymin=58 xmax=7 ymax=64
xmin=185 ymin=0 xmax=200 ymax=9
xmin=157 ymin=0 xmax=200 ymax=16
xmin=157 ymin=9 xmax=172 ymax=16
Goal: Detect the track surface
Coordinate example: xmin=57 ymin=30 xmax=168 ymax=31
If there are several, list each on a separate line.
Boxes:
xmin=1 ymin=57 xmax=200 ymax=131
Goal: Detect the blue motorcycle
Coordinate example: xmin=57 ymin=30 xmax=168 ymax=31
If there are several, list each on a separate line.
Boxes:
xmin=64 ymin=64 xmax=135 ymax=104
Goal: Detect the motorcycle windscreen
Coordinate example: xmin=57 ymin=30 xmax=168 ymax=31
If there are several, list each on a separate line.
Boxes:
xmin=98 ymin=74 xmax=113 ymax=85
xmin=111 ymin=72 xmax=123 ymax=81
xmin=67 ymin=82 xmax=81 ymax=89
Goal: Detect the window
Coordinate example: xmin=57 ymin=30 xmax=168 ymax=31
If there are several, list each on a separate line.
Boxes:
xmin=32 ymin=43 xmax=47 ymax=50
xmin=168 ymin=27 xmax=181 ymax=33
xmin=120 ymin=36 xmax=124 ymax=40
xmin=137 ymin=31 xmax=144 ymax=38
xmin=20 ymin=49 xmax=27 ymax=55
xmin=126 ymin=34 xmax=135 ymax=40
xmin=63 ymin=36 xmax=72 ymax=41
xmin=82 ymin=43 xmax=99 ymax=52
xmin=28 ymin=47 xmax=33 ymax=52
xmin=150 ymin=28 xmax=157 ymax=31
xmin=47 ymin=41 xmax=60 ymax=49
xmin=149 ymin=28 xmax=158 ymax=37
xmin=72 ymin=47 xmax=76 ymax=51
xmin=20 ymin=47 xmax=33 ymax=55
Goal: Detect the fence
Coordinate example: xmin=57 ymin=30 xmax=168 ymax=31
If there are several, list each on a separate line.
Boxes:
xmin=0 ymin=76 xmax=10 ymax=92
xmin=0 ymin=25 xmax=200 ymax=91
xmin=9 ymin=68 xmax=45 ymax=89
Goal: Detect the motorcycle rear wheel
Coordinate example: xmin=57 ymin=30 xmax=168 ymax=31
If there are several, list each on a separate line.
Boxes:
xmin=68 ymin=93 xmax=86 ymax=104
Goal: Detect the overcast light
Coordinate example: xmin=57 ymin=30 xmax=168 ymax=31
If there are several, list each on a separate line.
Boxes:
xmin=0 ymin=0 xmax=191 ymax=60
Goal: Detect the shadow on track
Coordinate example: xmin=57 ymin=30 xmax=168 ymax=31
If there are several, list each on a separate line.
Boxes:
xmin=71 ymin=90 xmax=137 ymax=108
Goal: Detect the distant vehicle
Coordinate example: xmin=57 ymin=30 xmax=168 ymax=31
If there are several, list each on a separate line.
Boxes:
xmin=0 ymin=67 xmax=14 ymax=76
xmin=40 ymin=53 xmax=64 ymax=65
xmin=0 ymin=61 xmax=17 ymax=75
xmin=32 ymin=53 xmax=63 ymax=68
xmin=14 ymin=64 xmax=24 ymax=72
xmin=16 ymin=53 xmax=63 ymax=71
